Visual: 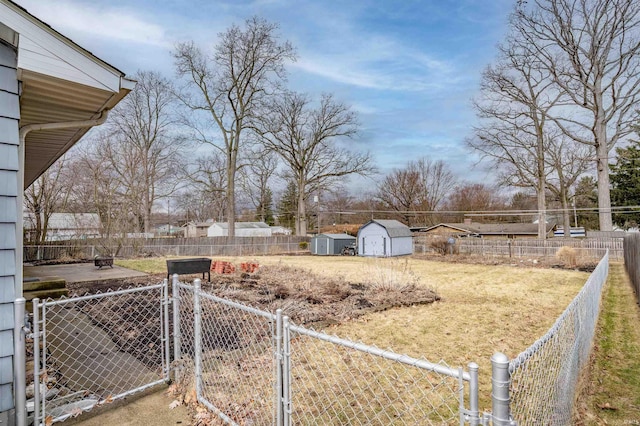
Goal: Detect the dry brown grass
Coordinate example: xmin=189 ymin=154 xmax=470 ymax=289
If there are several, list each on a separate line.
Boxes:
xmin=119 ymin=254 xmax=589 ymax=413
xmin=215 ymin=255 xmax=588 ymax=411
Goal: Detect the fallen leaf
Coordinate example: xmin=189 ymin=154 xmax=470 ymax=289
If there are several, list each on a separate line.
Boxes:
xmin=104 ymin=395 xmax=114 ymax=404
xmin=45 ymin=416 xmax=53 ymax=426
xmin=598 ymin=402 xmax=618 ymax=411
xmin=169 ymin=400 xmax=182 ymax=409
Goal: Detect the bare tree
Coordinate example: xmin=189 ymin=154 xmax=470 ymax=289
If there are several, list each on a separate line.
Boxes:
xmin=377 ymin=158 xmax=456 ymax=226
xmin=377 ymin=163 xmax=425 ymax=226
xmin=470 ymin=17 xmax=561 ymax=238
xmin=105 ymin=70 xmax=184 ymax=233
xmin=416 ymin=158 xmax=457 ymax=221
xmin=545 ymin=134 xmax=593 ymax=235
xmin=24 ymin=158 xmax=70 ymax=244
xmin=514 ymin=0 xmax=640 ymax=231
xmin=257 ymin=91 xmax=373 ymax=235
xmin=184 ymin=152 xmax=229 ymax=222
xmin=443 ymin=183 xmax=507 ymax=223
xmin=238 ymin=148 xmax=279 ymax=224
xmin=174 ymin=17 xmax=296 ymax=237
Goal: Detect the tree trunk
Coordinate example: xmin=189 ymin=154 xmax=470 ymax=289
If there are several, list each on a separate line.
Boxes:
xmin=594 ymin=84 xmax=612 ymax=231
xmin=296 ymin=179 xmax=307 ymax=236
xmin=561 ymin=189 xmax=571 ymax=237
xmin=226 ymin=166 xmax=236 ymax=238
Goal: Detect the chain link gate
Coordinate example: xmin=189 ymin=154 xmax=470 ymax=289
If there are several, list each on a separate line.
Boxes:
xmin=175 ymin=277 xmax=480 ymax=425
xmin=30 ymin=280 xmax=171 ymax=424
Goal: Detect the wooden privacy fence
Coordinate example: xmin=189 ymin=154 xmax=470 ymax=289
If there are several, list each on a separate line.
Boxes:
xmin=414 ymin=237 xmax=623 ymax=260
xmin=623 ymin=234 xmax=640 ymax=305
xmin=24 ymin=236 xmax=310 ymax=262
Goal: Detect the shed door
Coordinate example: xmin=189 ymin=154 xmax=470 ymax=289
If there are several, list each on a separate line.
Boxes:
xmin=316 ymin=237 xmax=329 ymax=255
xmin=363 ymin=235 xmax=386 ymax=256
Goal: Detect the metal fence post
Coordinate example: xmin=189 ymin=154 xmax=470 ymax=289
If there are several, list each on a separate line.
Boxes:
xmin=14 ymin=298 xmax=26 ymax=426
xmin=282 ymin=316 xmax=291 ymax=426
xmin=172 ymin=274 xmax=181 ymax=363
xmin=491 ymin=352 xmax=512 ymax=425
xmin=162 ymin=278 xmax=171 ymax=381
xmin=275 ymin=309 xmax=283 ymax=426
xmin=32 ymin=298 xmax=40 ymax=425
xmin=193 ymin=279 xmax=202 ymax=400
xmin=468 ymin=362 xmax=480 ymax=426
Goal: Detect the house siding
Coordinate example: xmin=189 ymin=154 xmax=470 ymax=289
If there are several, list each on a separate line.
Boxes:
xmin=0 ymin=39 xmax=19 ymax=418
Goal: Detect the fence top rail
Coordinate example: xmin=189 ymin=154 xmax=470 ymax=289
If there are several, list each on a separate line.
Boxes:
xmin=286 ymin=321 xmax=470 ymax=381
xmin=37 ymin=282 xmax=165 ymax=307
xmin=509 ymin=250 xmax=609 ymax=373
xmin=177 ymin=281 xmax=277 ymax=321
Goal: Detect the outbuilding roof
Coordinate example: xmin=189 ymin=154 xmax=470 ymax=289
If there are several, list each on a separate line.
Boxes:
xmin=365 ymin=219 xmax=412 ymax=238
xmin=317 ymin=233 xmax=356 ymax=240
xmin=211 ymin=222 xmax=271 ymax=229
xmin=415 ymin=222 xmax=556 ymax=236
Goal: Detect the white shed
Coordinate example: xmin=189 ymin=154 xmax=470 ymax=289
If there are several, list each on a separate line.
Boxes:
xmin=357 ymin=219 xmax=413 ymax=257
xmin=207 ymin=222 xmax=273 ymax=237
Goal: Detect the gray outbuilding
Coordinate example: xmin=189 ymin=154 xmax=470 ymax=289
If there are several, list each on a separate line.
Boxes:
xmin=357 ymin=219 xmax=413 ymax=257
xmin=310 ymin=233 xmax=356 ymax=255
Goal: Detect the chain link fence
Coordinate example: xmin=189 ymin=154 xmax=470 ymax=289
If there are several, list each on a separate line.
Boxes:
xmin=30 ymin=282 xmax=170 ymax=424
xmin=174 ymin=278 xmax=478 ymax=426
xmin=20 ymin=250 xmax=612 ymax=426
xmin=506 ymin=251 xmax=609 ymax=425
xmin=285 ymin=322 xmax=475 ymax=425
xmin=174 ymin=279 xmax=278 ymax=425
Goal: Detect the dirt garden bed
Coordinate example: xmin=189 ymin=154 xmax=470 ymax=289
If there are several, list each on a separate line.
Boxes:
xmin=67 ymin=263 xmax=439 ymax=327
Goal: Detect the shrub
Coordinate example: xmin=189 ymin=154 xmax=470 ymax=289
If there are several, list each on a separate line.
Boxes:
xmin=299 ymin=241 xmax=309 ymax=250
xmin=430 ymin=237 xmax=459 ymax=255
xmin=556 ymin=246 xmax=578 ymax=268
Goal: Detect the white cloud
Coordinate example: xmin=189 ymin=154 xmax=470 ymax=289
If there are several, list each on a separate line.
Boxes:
xmin=15 ymin=0 xmax=170 ymax=48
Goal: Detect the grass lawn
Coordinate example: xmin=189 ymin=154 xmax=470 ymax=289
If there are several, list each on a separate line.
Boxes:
xmin=578 ymin=262 xmax=640 ymax=424
xmin=117 ymin=255 xmax=589 ymax=412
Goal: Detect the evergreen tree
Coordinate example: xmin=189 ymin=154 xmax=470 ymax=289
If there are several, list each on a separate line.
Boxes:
xmin=610 ymin=138 xmax=640 ymax=228
xmin=276 ymin=181 xmax=297 ymax=231
xmin=256 ymin=187 xmax=275 ymax=226
xmin=574 ymin=176 xmax=599 ymax=230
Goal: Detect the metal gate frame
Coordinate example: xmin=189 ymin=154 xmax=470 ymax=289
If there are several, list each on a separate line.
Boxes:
xmin=30 ymin=279 xmax=171 ymax=424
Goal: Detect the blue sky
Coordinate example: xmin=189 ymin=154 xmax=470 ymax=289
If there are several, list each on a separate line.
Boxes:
xmin=15 ymin=0 xmax=514 ymax=189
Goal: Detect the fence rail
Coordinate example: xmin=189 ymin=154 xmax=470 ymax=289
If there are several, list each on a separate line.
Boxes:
xmin=506 ymin=251 xmax=610 ymax=425
xmin=30 ymin=281 xmax=171 ymax=424
xmin=175 ymin=278 xmax=477 ymax=425
xmin=17 ymin=250 xmax=613 ymax=425
xmin=24 ymin=236 xmax=309 ymax=261
xmin=414 ymin=237 xmax=623 ymax=260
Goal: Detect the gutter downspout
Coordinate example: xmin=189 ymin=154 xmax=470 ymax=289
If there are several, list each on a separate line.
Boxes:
xmin=14 ymin=109 xmax=110 ymax=426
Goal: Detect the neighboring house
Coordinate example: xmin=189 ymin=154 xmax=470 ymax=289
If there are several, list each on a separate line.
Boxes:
xmin=270 ymin=226 xmax=292 ymax=236
xmin=553 ymin=226 xmax=586 ymax=238
xmin=414 ymin=221 xmax=557 ymax=239
xmin=207 ymin=222 xmax=273 ymax=237
xmin=0 ymin=1 xmax=134 ymax=422
xmin=23 ymin=213 xmax=101 ymax=241
xmin=310 ymin=233 xmax=356 ymax=255
xmin=357 ymin=219 xmax=413 ymax=257
xmin=183 ymin=221 xmax=213 ymax=238
xmin=154 ymin=224 xmax=183 ymax=237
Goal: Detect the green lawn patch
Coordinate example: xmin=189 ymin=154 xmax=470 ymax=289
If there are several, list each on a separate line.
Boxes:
xmin=578 ymin=263 xmax=640 ymax=424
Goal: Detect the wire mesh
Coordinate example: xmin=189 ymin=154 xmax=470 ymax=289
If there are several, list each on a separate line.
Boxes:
xmin=508 ymin=251 xmax=609 ymax=425
xmin=286 ymin=323 xmax=465 ymax=425
xmin=33 ymin=283 xmax=168 ymax=423
xmin=176 ymin=282 xmax=277 ymax=425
